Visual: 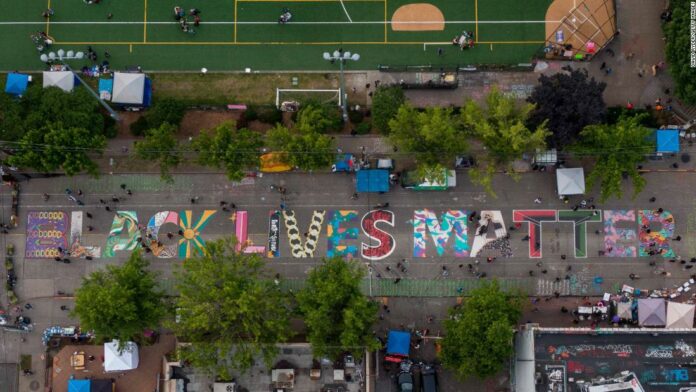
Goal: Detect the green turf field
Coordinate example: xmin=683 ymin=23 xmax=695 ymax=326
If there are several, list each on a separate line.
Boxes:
xmin=0 ymin=0 xmax=553 ymax=71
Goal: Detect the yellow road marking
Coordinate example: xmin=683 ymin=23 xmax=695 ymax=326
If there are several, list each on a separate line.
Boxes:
xmin=383 ymin=0 xmax=387 ymax=42
xmin=474 ymin=0 xmax=478 ymax=41
xmin=46 ymin=0 xmax=51 ymax=35
xmin=130 ymin=44 xmax=133 ymax=52
xmin=143 ymin=0 xmax=148 ymax=42
xmin=56 ymin=40 xmax=544 ymax=45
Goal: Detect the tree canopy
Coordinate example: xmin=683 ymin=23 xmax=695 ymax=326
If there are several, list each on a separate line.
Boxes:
xmin=527 ymin=68 xmax=606 ymax=149
xmin=0 ymin=92 xmax=25 ymax=142
xmin=134 ymin=123 xmax=182 ymax=182
xmin=73 ymin=252 xmax=165 ymax=345
xmin=193 ymin=122 xmax=263 ymax=181
xmin=21 ymin=86 xmax=109 ymax=136
xmin=664 ymin=0 xmax=696 ymax=103
xmin=171 ymin=238 xmax=292 ymax=379
xmin=296 ymin=256 xmax=380 ymax=360
xmin=573 ymin=114 xmax=653 ymax=201
xmin=440 ymin=280 xmax=523 ymax=379
xmin=266 ymin=124 xmax=334 ymax=171
xmin=8 ymin=125 xmax=106 ymax=176
xmin=371 ymin=86 xmax=406 ymax=134
xmin=389 ymin=105 xmax=467 ymax=170
xmin=296 ymin=102 xmax=342 ymax=134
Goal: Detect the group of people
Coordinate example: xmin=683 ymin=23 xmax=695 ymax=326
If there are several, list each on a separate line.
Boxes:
xmin=452 ymin=31 xmax=474 ymax=50
xmin=278 ymin=7 xmax=292 ymax=24
xmin=174 ymin=6 xmax=201 ymax=33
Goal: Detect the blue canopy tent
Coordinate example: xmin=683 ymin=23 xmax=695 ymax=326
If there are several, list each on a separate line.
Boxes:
xmin=68 ymin=379 xmax=91 ymax=392
xmin=656 ymin=129 xmax=680 ymax=154
xmin=356 ymin=169 xmax=389 ymax=193
xmin=385 ymin=330 xmax=410 ymax=362
xmin=5 ymin=73 xmax=29 ymax=97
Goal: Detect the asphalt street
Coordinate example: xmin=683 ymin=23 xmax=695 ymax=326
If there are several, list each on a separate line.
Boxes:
xmin=2 ymin=168 xmax=696 ymax=391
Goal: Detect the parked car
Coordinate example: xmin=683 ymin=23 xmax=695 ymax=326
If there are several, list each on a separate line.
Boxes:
xmin=397 ymin=371 xmax=414 ymax=392
xmin=455 ymin=155 xmax=476 ymax=169
xmin=420 ymin=364 xmax=438 ymax=392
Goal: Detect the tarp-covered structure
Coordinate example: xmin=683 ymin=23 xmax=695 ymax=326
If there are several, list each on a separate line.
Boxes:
xmin=111 ymin=72 xmax=152 ymax=107
xmin=104 ymin=340 xmax=139 ymax=372
xmin=5 ymin=72 xmax=29 ymax=96
xmin=90 ymin=379 xmax=114 ymax=392
xmin=386 ymin=330 xmax=410 ymax=357
xmin=616 ymin=301 xmax=633 ymax=320
xmin=43 ymin=71 xmax=79 ymax=92
xmin=656 ymin=129 xmax=680 ymax=154
xmin=638 ymin=298 xmax=666 ymax=327
xmin=556 ymin=168 xmax=585 ymax=196
xmin=68 ymin=379 xmax=91 ymax=392
xmin=356 ymin=169 xmax=389 ymax=193
xmin=666 ymin=301 xmax=695 ymax=328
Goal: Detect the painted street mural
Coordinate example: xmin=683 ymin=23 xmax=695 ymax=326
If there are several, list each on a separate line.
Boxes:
xmin=25 ymin=208 xmax=678 ymax=261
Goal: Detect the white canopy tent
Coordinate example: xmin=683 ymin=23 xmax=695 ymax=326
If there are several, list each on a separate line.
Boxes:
xmin=111 ymin=72 xmax=145 ymax=105
xmin=43 ymin=71 xmax=75 ymax=92
xmin=666 ymin=302 xmax=695 ymax=328
xmin=556 ymin=168 xmax=585 ymax=196
xmin=616 ymin=302 xmax=633 ymax=320
xmin=104 ymin=340 xmax=139 ymax=372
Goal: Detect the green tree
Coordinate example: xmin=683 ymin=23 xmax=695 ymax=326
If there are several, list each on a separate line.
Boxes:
xmin=193 ymin=122 xmax=263 ymax=181
xmin=573 ymin=114 xmax=653 ymax=201
xmin=266 ymin=124 xmax=294 ymax=152
xmin=664 ymin=0 xmax=696 ymax=103
xmin=441 ymin=280 xmax=522 ymax=379
xmin=460 ymin=88 xmax=550 ymax=196
xmin=73 ymin=252 xmax=165 ymax=345
xmin=297 ymin=257 xmax=379 ymax=360
xmin=286 ymin=130 xmax=335 ymax=171
xmin=171 ymin=238 xmax=292 ymax=378
xmin=389 ymin=105 xmax=467 ymax=169
xmin=22 ymin=86 xmax=108 ymax=136
xmin=371 ymin=86 xmax=406 ymax=134
xmin=135 ymin=123 xmax=182 ymax=182
xmin=296 ymin=102 xmax=342 ymax=134
xmin=0 ymin=93 xmax=24 ymax=142
xmin=8 ymin=125 xmax=106 ymax=176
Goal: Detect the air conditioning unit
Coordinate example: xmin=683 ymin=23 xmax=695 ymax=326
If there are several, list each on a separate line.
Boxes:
xmin=213 ymin=382 xmax=237 ymax=392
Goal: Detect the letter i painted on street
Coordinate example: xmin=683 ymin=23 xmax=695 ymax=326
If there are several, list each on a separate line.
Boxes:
xmin=512 ymin=210 xmax=557 ymax=258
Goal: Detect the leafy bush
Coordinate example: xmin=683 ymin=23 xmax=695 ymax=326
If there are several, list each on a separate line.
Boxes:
xmin=348 ymin=110 xmax=365 ymax=124
xmin=372 ymin=86 xmax=405 ymax=134
xmin=147 ymin=98 xmax=187 ymax=128
xmin=129 ymin=116 xmax=150 ymax=136
xmin=244 ymin=105 xmax=259 ymax=122
xmin=296 ymin=102 xmax=342 ymax=133
xmin=355 ymin=122 xmax=371 ymax=135
xmin=257 ymin=106 xmax=283 ymax=125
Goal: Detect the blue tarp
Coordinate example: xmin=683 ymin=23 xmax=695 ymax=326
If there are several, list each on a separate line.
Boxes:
xmin=386 ymin=330 xmax=410 ymax=356
xmin=98 ymin=78 xmax=113 ymax=95
xmin=356 ymin=169 xmax=389 ymax=193
xmin=143 ymin=77 xmax=152 ymax=107
xmin=68 ymin=379 xmax=91 ymax=392
xmin=333 ymin=154 xmax=354 ymax=172
xmin=656 ymin=129 xmax=680 ymax=153
xmin=5 ymin=73 xmax=29 ymax=96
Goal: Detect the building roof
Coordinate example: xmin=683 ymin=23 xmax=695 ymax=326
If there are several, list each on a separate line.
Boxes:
xmin=43 ymin=71 xmax=76 ymax=92
xmin=5 ymin=73 xmax=29 ymax=96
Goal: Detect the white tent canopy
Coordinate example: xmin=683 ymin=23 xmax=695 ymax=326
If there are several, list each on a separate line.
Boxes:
xmin=638 ymin=298 xmax=666 ymax=327
xmin=112 ymin=72 xmax=145 ymax=104
xmin=104 ymin=340 xmax=139 ymax=372
xmin=666 ymin=302 xmax=695 ymax=328
xmin=43 ymin=71 xmax=75 ymax=92
xmin=556 ymin=168 xmax=585 ymax=196
xmin=616 ymin=302 xmax=633 ymax=320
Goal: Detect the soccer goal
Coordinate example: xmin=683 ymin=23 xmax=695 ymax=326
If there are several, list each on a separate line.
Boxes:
xmin=275 ymin=88 xmax=342 ymax=111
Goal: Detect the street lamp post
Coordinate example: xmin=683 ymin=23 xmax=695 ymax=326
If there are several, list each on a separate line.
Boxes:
xmin=323 ymin=50 xmax=360 ymax=122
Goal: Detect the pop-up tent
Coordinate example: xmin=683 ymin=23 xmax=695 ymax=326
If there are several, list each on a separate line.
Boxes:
xmin=111 ymin=72 xmax=152 ymax=107
xmin=666 ymin=301 xmax=695 ymax=328
xmin=90 ymin=379 xmax=114 ymax=392
xmin=104 ymin=340 xmax=139 ymax=372
xmin=556 ymin=168 xmax=585 ymax=196
xmin=67 ymin=379 xmax=91 ymax=392
xmin=356 ymin=169 xmax=389 ymax=193
xmin=656 ymin=129 xmax=680 ymax=154
xmin=385 ymin=330 xmax=410 ymax=362
xmin=638 ymin=298 xmax=666 ymax=327
xmin=43 ymin=71 xmax=79 ymax=92
xmin=5 ymin=72 xmax=29 ymax=97
xmin=332 ymin=154 xmax=355 ymax=172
